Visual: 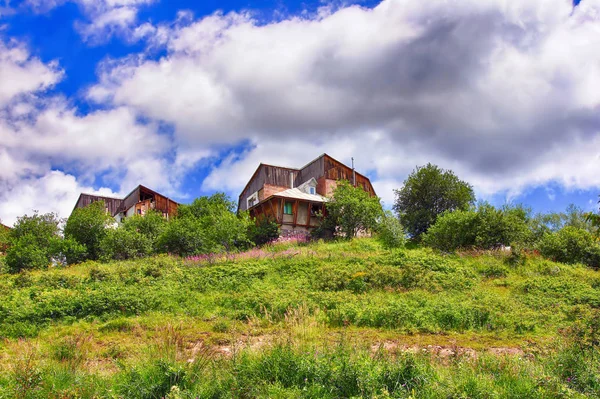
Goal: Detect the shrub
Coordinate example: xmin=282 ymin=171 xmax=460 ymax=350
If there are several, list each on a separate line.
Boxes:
xmin=5 ymin=213 xmax=62 ymax=273
xmin=538 ymin=226 xmax=600 ymax=268
xmin=5 ymin=239 xmax=51 ymax=273
xmin=423 ymin=203 xmax=531 ymax=252
xmin=422 ymin=209 xmax=477 ymax=252
xmin=122 ymin=210 xmax=167 ymax=250
xmin=324 ymin=180 xmax=383 ymax=238
xmin=100 ymin=228 xmax=153 ymax=261
xmin=157 ymin=218 xmax=205 ymax=257
xmin=64 ymin=201 xmax=114 ymax=261
xmin=377 ymin=211 xmax=406 ymax=249
xmin=248 ymin=217 xmax=280 ymax=246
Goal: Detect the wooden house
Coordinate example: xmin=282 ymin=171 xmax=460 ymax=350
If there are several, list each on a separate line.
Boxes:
xmin=72 ymin=185 xmax=178 ymax=222
xmin=238 ymin=154 xmax=376 ymax=235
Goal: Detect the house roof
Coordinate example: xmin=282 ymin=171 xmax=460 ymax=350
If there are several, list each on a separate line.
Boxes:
xmin=273 ymin=187 xmax=328 ymax=203
xmin=1 ymin=223 xmax=10 ymax=230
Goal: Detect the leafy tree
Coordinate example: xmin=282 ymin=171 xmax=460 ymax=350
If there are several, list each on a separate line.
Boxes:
xmin=325 ymin=180 xmax=383 ymax=238
xmin=377 ymin=211 xmax=406 ymax=249
xmin=100 ymin=228 xmax=153 ymax=261
xmin=64 ymin=201 xmax=114 ymax=261
xmin=122 ymin=210 xmax=167 ymax=251
xmin=157 ymin=217 xmax=205 ymax=257
xmin=423 ymin=203 xmax=531 ymax=252
xmin=393 ymin=164 xmax=475 ymax=239
xmin=5 ymin=212 xmax=62 ymax=273
xmin=538 ymin=227 xmax=600 ymax=268
xmin=586 ymin=196 xmax=600 ymax=236
xmin=0 ymin=222 xmax=9 ymax=253
xmin=248 ymin=217 xmax=280 ymax=246
xmin=179 ymin=193 xmax=252 ymax=252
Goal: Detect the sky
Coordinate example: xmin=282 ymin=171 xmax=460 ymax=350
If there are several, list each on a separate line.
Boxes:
xmin=0 ymin=0 xmax=599 ymax=225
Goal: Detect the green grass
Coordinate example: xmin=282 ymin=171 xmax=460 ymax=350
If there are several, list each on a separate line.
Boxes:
xmin=0 ymin=238 xmax=599 ymax=398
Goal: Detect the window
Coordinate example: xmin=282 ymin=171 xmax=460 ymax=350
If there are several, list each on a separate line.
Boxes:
xmin=309 ymin=187 xmax=316 ymax=195
xmin=310 ymin=204 xmax=321 ymax=216
xmin=284 ymin=202 xmax=293 ymax=215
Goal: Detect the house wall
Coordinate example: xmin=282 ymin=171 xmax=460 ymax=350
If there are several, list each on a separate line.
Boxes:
xmin=262 ymin=184 xmax=289 ymax=201
xmin=75 ymin=194 xmax=124 ymax=216
xmin=239 ymin=165 xmax=299 ymax=211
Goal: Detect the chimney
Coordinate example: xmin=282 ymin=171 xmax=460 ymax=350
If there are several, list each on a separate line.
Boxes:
xmin=290 ymin=172 xmax=294 ymax=189
xmin=352 ymin=157 xmax=356 ymax=186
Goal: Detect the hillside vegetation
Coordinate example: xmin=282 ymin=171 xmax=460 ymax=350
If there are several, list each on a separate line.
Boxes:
xmin=1 ymin=238 xmax=599 ymax=398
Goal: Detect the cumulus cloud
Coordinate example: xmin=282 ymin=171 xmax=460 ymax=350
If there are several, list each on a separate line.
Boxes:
xmin=86 ymin=0 xmax=600 ymax=202
xmin=24 ymin=0 xmax=156 ymax=43
xmin=0 ymin=37 xmax=177 ymax=225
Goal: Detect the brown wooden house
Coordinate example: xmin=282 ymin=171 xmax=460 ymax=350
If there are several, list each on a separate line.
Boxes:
xmin=72 ymin=185 xmax=178 ymax=222
xmin=238 ymin=154 xmax=376 ymax=235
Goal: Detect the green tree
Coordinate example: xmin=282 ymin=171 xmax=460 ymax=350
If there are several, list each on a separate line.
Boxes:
xmin=100 ymin=228 xmax=153 ymax=261
xmin=423 ymin=203 xmax=531 ymax=252
xmin=538 ymin=226 xmax=600 ymax=268
xmin=122 ymin=210 xmax=167 ymax=251
xmin=325 ymin=180 xmax=383 ymax=238
xmin=393 ymin=164 xmax=475 ymax=240
xmin=157 ymin=193 xmax=252 ymax=256
xmin=377 ymin=211 xmax=406 ymax=249
xmin=5 ymin=212 xmax=62 ymax=273
xmin=64 ymin=201 xmax=114 ymax=261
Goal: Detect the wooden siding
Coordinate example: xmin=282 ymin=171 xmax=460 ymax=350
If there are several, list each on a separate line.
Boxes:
xmin=322 ymin=155 xmax=375 ymax=196
xmin=75 ymin=194 xmax=124 ymax=216
xmin=238 ymin=165 xmax=299 ymax=211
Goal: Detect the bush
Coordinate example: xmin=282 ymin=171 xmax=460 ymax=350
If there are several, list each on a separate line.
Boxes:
xmin=538 ymin=227 xmax=600 ymax=268
xmin=423 ymin=203 xmax=531 ymax=252
xmin=248 ymin=217 xmax=280 ymax=246
xmin=325 ymin=180 xmax=383 ymax=238
xmin=101 ymin=228 xmax=153 ymax=261
xmin=157 ymin=218 xmax=205 ymax=257
xmin=377 ymin=211 xmax=406 ymax=249
xmin=4 ymin=239 xmax=50 ymax=273
xmin=122 ymin=210 xmax=167 ymax=250
xmin=64 ymin=201 xmax=114 ymax=261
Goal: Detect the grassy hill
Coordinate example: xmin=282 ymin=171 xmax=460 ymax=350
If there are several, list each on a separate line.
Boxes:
xmin=1 ymin=238 xmax=599 ymax=398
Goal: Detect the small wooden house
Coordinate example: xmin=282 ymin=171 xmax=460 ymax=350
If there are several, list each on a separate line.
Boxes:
xmin=238 ymin=154 xmax=375 ymax=235
xmin=72 ymin=185 xmax=178 ymax=222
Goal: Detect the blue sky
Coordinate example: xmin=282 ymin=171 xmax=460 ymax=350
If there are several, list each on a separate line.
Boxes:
xmin=0 ymin=0 xmax=599 ymax=224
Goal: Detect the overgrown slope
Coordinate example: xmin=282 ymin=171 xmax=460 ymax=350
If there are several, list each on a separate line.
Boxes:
xmin=0 ymin=239 xmax=599 ymax=398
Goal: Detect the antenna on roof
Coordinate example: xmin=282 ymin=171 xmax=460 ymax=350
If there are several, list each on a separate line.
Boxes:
xmin=352 ymin=157 xmax=356 ymax=187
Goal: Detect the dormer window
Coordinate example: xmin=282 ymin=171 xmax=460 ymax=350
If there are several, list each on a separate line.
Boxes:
xmin=309 ymin=187 xmax=316 ymax=195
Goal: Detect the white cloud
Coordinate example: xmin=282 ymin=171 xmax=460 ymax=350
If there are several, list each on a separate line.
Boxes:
xmin=24 ymin=0 xmax=156 ymax=43
xmin=87 ymin=0 xmax=600 ymax=204
xmin=0 ymin=171 xmax=118 ymax=226
xmin=0 ymin=37 xmax=181 ymax=224
xmin=0 ymin=39 xmax=62 ymax=106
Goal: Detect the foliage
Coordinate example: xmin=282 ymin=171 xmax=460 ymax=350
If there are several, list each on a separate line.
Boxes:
xmin=423 ymin=203 xmax=531 ymax=251
xmin=100 ymin=228 xmax=153 ymax=261
xmin=123 ymin=210 xmax=167 ymax=245
xmin=0 ymin=239 xmax=600 ymax=397
xmin=157 ymin=217 xmax=206 ymax=257
xmin=531 ymin=204 xmax=595 ymax=240
xmin=0 ymin=224 xmax=9 ymax=253
xmin=248 ymin=216 xmax=280 ymax=246
xmin=538 ymin=226 xmax=600 ymax=268
xmin=393 ymin=163 xmax=475 ymax=240
xmin=325 ymin=180 xmax=383 ymax=238
xmin=64 ymin=201 xmax=114 ymax=261
xmin=4 ymin=212 xmax=62 ymax=273
xmin=377 ymin=211 xmax=406 ymax=249
xmin=169 ymin=193 xmax=252 ymax=254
